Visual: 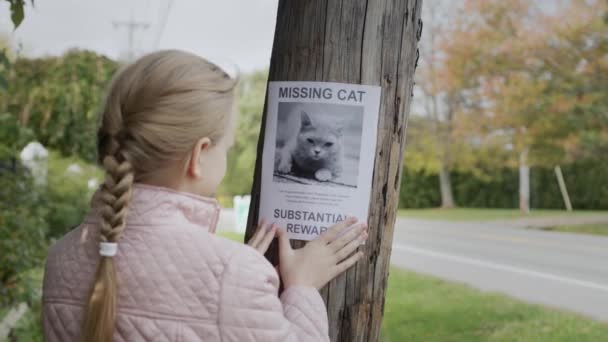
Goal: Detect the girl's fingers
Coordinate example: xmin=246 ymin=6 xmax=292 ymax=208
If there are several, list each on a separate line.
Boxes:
xmin=249 ymin=220 xmax=268 ymax=247
xmin=320 ymin=217 xmax=358 ymax=243
xmin=334 ymin=232 xmax=366 ymax=262
xmin=329 ymin=223 xmax=366 ymax=252
xmin=257 ymin=224 xmax=277 ymax=254
xmin=332 ymin=252 xmax=363 ymax=276
xmin=277 ymin=227 xmax=293 ymax=255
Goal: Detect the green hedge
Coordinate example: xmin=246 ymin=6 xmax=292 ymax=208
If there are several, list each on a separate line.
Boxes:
xmin=0 ymin=151 xmax=100 ymax=309
xmin=0 ymin=165 xmax=48 ymax=307
xmin=530 ymin=160 xmax=608 ymax=210
xmin=398 ymin=169 xmax=441 ymax=208
xmin=45 ymin=152 xmax=101 ymax=239
xmin=399 ymin=160 xmax=608 ymax=210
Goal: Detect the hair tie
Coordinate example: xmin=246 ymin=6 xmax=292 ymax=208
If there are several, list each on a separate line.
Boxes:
xmin=99 ymin=242 xmax=118 ymax=257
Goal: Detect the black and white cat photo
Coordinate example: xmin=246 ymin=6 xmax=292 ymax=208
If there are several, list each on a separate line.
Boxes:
xmin=277 ymin=110 xmax=343 ymax=181
xmin=274 ymin=102 xmax=363 ymax=188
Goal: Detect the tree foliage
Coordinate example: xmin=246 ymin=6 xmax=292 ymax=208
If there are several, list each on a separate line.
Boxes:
xmin=404 ymin=0 xmax=607 ymax=209
xmin=0 ymin=165 xmax=48 ymax=306
xmin=2 ymin=50 xmax=119 ymax=162
xmin=0 ymin=49 xmax=112 ymax=308
xmin=219 ymin=70 xmax=268 ymax=197
xmin=438 ymin=0 xmax=608 ymax=167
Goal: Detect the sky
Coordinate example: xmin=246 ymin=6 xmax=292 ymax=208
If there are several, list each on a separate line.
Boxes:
xmin=0 ymin=0 xmax=279 ymax=72
xmin=2 ymin=1 xmax=559 ymax=74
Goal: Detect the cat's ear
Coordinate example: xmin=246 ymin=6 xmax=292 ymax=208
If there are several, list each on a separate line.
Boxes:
xmin=335 ymin=121 xmax=345 ymax=135
xmin=300 ymin=111 xmax=313 ymax=128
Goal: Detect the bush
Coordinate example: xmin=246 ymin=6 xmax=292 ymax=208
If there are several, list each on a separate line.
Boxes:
xmin=399 ymin=169 xmax=441 ymax=208
xmin=452 ymin=169 xmax=519 ymax=208
xmin=399 ymin=159 xmax=608 ymax=210
xmin=46 ymin=152 xmax=101 ymax=239
xmin=531 ymin=160 xmax=608 ymax=210
xmin=8 ymin=268 xmax=44 ymax=341
xmin=0 ymin=141 xmax=100 ymax=309
xmin=0 ymin=165 xmax=48 ymax=307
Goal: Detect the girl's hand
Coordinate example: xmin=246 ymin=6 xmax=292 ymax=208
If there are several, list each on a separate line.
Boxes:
xmin=277 ymin=217 xmax=368 ymax=290
xmin=247 ymin=220 xmax=277 ymax=255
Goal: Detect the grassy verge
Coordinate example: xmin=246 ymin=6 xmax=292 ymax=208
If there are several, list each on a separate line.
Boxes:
xmin=11 ymin=234 xmax=607 ymax=341
xmin=218 ymin=231 xmax=608 ymax=340
xmin=217 ymin=231 xmax=246 ymax=242
xmin=398 ymin=208 xmax=607 ymax=221
xmin=381 ymin=268 xmax=608 ymax=341
xmin=539 ymin=223 xmax=608 ymax=237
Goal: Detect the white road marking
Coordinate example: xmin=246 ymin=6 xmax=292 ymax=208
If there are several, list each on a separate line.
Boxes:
xmin=393 ymin=243 xmax=608 ymax=293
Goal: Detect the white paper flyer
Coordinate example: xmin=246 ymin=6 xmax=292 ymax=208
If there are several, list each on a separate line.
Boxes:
xmin=258 ymin=81 xmax=381 ymax=240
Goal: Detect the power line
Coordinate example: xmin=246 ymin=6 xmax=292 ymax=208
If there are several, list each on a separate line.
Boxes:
xmin=113 ymin=14 xmax=150 ymax=60
xmin=153 ymin=0 xmax=175 ymax=49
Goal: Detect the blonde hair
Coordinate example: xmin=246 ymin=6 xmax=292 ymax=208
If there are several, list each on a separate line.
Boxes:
xmin=82 ymin=50 xmax=237 ymax=342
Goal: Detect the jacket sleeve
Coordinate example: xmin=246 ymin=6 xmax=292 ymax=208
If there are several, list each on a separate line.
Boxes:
xmin=218 ymin=246 xmax=329 ymax=342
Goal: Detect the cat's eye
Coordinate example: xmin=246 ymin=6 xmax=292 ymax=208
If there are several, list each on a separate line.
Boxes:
xmin=324 ymin=142 xmax=333 ymax=147
xmin=307 ymin=138 xmax=314 ymax=144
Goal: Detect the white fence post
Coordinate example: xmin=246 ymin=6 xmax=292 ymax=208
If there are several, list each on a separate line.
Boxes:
xmin=233 ymin=195 xmax=251 ymax=233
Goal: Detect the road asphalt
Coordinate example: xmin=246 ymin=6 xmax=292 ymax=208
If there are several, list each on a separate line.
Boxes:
xmin=391 ymin=216 xmax=608 ymax=321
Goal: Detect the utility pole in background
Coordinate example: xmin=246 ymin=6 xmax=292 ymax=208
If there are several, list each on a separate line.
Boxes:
xmin=246 ymin=1 xmax=423 ymax=341
xmin=113 ymin=15 xmax=150 ymax=61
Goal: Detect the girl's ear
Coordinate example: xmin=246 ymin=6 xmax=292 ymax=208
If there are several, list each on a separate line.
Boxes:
xmin=186 ymin=137 xmax=212 ymax=179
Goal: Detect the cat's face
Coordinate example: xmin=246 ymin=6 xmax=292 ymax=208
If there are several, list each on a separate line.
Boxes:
xmin=296 ymin=111 xmax=342 ymax=161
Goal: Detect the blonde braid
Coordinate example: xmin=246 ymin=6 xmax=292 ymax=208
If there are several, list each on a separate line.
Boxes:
xmin=83 ymin=129 xmax=134 ymax=342
xmin=99 ymin=150 xmax=134 ymax=243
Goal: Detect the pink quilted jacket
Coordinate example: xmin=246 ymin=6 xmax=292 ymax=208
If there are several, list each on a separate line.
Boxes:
xmin=42 ymin=184 xmax=329 ymax=341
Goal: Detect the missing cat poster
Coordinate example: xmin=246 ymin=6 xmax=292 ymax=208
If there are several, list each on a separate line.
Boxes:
xmin=258 ymin=81 xmax=381 ymax=240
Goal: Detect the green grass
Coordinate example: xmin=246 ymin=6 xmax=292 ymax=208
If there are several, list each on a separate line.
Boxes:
xmin=217 ymin=231 xmax=608 ymax=340
xmin=217 ymin=231 xmax=246 ymax=242
xmin=381 ymin=268 xmax=608 ymax=341
xmin=398 ymin=208 xmax=607 ymax=221
xmin=540 ymin=223 xmax=608 ymax=237
xmin=9 ymin=239 xmax=608 ymax=341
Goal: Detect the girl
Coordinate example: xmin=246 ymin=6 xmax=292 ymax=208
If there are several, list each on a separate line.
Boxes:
xmin=42 ymin=50 xmax=368 ymax=342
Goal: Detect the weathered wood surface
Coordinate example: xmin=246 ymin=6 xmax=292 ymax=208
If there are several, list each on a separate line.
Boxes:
xmin=245 ymin=1 xmax=423 ymax=341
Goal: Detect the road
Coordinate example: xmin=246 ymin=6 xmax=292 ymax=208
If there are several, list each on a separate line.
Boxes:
xmin=391 ymin=217 xmax=608 ymax=321
xmin=217 ymin=209 xmax=608 ymax=321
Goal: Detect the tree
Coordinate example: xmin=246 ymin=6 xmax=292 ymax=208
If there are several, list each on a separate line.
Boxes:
xmin=402 ymin=116 xmax=441 ymax=174
xmin=447 ymin=0 xmax=539 ymax=213
xmin=2 ymin=50 xmax=118 ymax=162
xmin=0 ymin=35 xmax=47 ymax=306
xmin=529 ymin=0 xmax=608 ymax=162
xmin=219 ymin=70 xmax=268 ymax=197
xmin=415 ymin=0 xmax=458 ymax=208
xmin=2 ymin=0 xmax=32 ymax=87
xmin=245 ymin=1 xmax=423 ymax=341
xmin=4 ymin=0 xmax=32 ymax=29
xmin=439 ymin=0 xmax=608 ymax=212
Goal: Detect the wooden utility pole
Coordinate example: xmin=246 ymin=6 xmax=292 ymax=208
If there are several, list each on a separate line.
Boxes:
xmin=554 ymin=165 xmax=573 ymax=211
xmin=246 ymin=1 xmax=423 ymax=341
xmin=113 ymin=14 xmax=150 ymax=61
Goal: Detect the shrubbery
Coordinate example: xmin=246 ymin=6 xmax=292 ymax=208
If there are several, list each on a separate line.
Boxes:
xmin=399 ymin=160 xmax=608 ymax=210
xmin=45 ymin=152 xmax=101 ymax=240
xmin=0 ymin=149 xmax=100 ymax=309
xmin=0 ymin=165 xmax=48 ymax=307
